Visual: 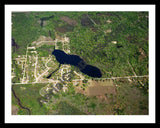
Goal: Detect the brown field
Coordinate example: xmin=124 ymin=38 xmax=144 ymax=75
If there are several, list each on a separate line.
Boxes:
xmin=86 ymin=80 xmax=116 ymax=96
xmin=74 ymin=79 xmax=116 ymax=96
xmin=89 ymin=79 xmax=114 ymax=86
xmin=87 ymin=86 xmax=116 ymax=96
xmin=60 ymin=16 xmax=78 ymax=26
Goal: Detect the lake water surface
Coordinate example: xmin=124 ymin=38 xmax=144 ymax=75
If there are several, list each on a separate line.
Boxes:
xmin=52 ymin=49 xmax=102 ymax=78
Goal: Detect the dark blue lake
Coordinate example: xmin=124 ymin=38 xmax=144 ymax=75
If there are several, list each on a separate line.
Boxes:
xmin=52 ymin=49 xmax=102 ymax=78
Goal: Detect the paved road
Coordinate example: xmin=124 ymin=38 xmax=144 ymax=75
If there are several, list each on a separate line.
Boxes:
xmin=12 ymin=75 xmax=148 ymax=85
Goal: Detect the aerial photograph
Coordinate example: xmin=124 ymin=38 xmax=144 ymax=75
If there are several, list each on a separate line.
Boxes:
xmin=11 ymin=11 xmax=149 ymax=115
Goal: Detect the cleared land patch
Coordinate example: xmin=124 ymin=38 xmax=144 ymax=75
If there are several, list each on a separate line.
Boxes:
xmin=87 ymin=80 xmax=116 ymax=96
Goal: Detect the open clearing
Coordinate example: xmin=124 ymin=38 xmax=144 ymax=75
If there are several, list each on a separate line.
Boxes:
xmin=86 ymin=80 xmax=116 ymax=96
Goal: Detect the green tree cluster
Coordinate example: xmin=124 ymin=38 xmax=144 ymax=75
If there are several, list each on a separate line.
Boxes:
xmin=12 ymin=13 xmax=41 ymax=54
xmin=68 ymin=12 xmax=148 ymax=77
